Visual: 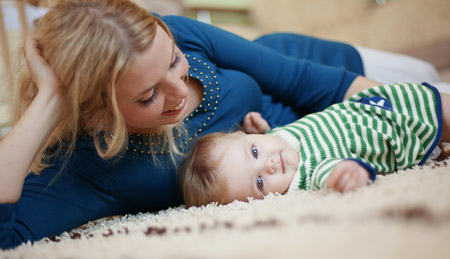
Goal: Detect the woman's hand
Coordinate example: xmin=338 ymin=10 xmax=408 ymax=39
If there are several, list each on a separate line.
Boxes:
xmin=326 ymin=160 xmax=370 ymax=193
xmin=242 ymin=112 xmax=271 ymax=134
xmin=0 ymin=36 xmax=63 ymax=204
xmin=24 ymin=35 xmax=61 ymax=97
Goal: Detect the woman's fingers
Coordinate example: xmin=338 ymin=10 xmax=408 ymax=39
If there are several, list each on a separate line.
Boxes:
xmin=243 ymin=112 xmax=269 ymax=134
xmin=247 ymin=112 xmax=270 ymax=133
xmin=24 ymin=35 xmax=61 ymax=94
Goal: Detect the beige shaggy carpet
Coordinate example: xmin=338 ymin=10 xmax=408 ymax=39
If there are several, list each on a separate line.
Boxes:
xmin=1 ymin=158 xmax=450 ymax=259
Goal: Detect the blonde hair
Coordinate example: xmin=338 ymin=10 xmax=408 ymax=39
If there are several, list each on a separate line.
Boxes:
xmin=10 ymin=0 xmax=179 ymax=174
xmin=180 ymin=132 xmax=244 ymax=208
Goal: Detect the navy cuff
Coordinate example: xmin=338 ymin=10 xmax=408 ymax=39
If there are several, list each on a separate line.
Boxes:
xmin=345 ymin=158 xmax=377 ymax=181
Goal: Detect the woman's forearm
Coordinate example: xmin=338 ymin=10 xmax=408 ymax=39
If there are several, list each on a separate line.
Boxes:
xmin=0 ymin=91 xmax=61 ymax=203
xmin=343 ymin=76 xmax=381 ymax=100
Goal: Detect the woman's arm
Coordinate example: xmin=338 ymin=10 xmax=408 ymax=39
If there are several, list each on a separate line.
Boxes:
xmin=164 ymin=16 xmax=370 ymax=112
xmin=0 ymin=36 xmax=62 ymax=204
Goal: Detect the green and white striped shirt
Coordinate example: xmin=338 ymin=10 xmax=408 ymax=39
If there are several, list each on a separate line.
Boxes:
xmin=268 ymin=83 xmax=442 ymax=192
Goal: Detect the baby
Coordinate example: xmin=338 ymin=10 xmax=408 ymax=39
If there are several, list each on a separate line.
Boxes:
xmin=179 ymin=83 xmax=450 ymax=208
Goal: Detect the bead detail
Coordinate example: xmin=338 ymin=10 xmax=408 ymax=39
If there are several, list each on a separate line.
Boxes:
xmin=127 ymin=54 xmax=220 ymax=155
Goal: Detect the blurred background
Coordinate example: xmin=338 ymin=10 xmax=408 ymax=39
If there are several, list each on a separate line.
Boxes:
xmin=1 ymin=0 xmax=449 ymax=131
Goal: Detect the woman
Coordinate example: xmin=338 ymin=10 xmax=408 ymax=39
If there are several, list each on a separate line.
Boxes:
xmin=0 ymin=0 xmax=438 ymax=249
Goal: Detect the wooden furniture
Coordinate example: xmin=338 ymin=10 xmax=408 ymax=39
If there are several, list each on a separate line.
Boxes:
xmin=184 ymin=0 xmax=250 ymax=24
xmin=0 ymin=1 xmax=29 ymax=88
xmin=0 ymin=0 xmax=55 ymax=86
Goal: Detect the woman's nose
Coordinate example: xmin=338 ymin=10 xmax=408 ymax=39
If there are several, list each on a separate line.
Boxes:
xmin=164 ymin=75 xmax=189 ymax=101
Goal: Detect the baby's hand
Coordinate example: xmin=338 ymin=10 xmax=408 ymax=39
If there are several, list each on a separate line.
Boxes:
xmin=325 ymin=160 xmax=369 ymax=193
xmin=242 ymin=112 xmax=271 ymax=134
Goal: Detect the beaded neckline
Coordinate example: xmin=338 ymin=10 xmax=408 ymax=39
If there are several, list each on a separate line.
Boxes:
xmin=126 ymin=54 xmax=221 ymax=155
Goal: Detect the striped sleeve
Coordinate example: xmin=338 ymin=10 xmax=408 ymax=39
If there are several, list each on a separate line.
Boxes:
xmin=273 ymin=83 xmax=442 ymax=192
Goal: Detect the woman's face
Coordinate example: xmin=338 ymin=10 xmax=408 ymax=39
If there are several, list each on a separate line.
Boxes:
xmin=115 ymin=26 xmax=189 ymax=132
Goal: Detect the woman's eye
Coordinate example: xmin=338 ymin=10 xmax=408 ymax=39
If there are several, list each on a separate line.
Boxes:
xmin=139 ymin=89 xmax=158 ymax=106
xmin=170 ymin=53 xmax=181 ymax=69
xmin=251 ymin=144 xmax=258 ymax=158
xmin=256 ymin=176 xmax=264 ymax=189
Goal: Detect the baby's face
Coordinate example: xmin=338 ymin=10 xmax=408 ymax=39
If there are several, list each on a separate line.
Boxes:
xmin=214 ymin=132 xmax=299 ymax=204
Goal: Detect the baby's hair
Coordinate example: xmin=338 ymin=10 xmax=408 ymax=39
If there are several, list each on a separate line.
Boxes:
xmin=180 ymin=131 xmax=242 ymax=208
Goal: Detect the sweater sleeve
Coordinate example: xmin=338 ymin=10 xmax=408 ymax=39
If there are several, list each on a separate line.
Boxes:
xmin=0 ymin=204 xmax=16 ymax=249
xmin=162 ymin=15 xmax=359 ymax=113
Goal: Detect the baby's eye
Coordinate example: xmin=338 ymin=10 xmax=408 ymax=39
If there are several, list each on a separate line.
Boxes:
xmin=256 ymin=176 xmax=264 ymax=189
xmin=251 ymin=145 xmax=258 ymax=159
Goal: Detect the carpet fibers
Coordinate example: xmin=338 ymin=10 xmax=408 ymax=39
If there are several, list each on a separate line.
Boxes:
xmin=2 ymin=158 xmax=450 ymax=259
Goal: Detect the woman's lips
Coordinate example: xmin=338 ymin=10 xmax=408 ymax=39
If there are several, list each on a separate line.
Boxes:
xmin=162 ymin=98 xmax=186 ymax=116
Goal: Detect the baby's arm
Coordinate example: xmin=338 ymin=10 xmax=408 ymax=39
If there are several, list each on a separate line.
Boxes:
xmin=325 ymin=160 xmax=371 ymax=193
xmin=242 ymin=112 xmax=271 ymax=134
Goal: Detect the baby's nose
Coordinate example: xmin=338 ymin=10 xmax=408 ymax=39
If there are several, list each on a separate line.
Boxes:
xmin=265 ymin=158 xmax=275 ymax=174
